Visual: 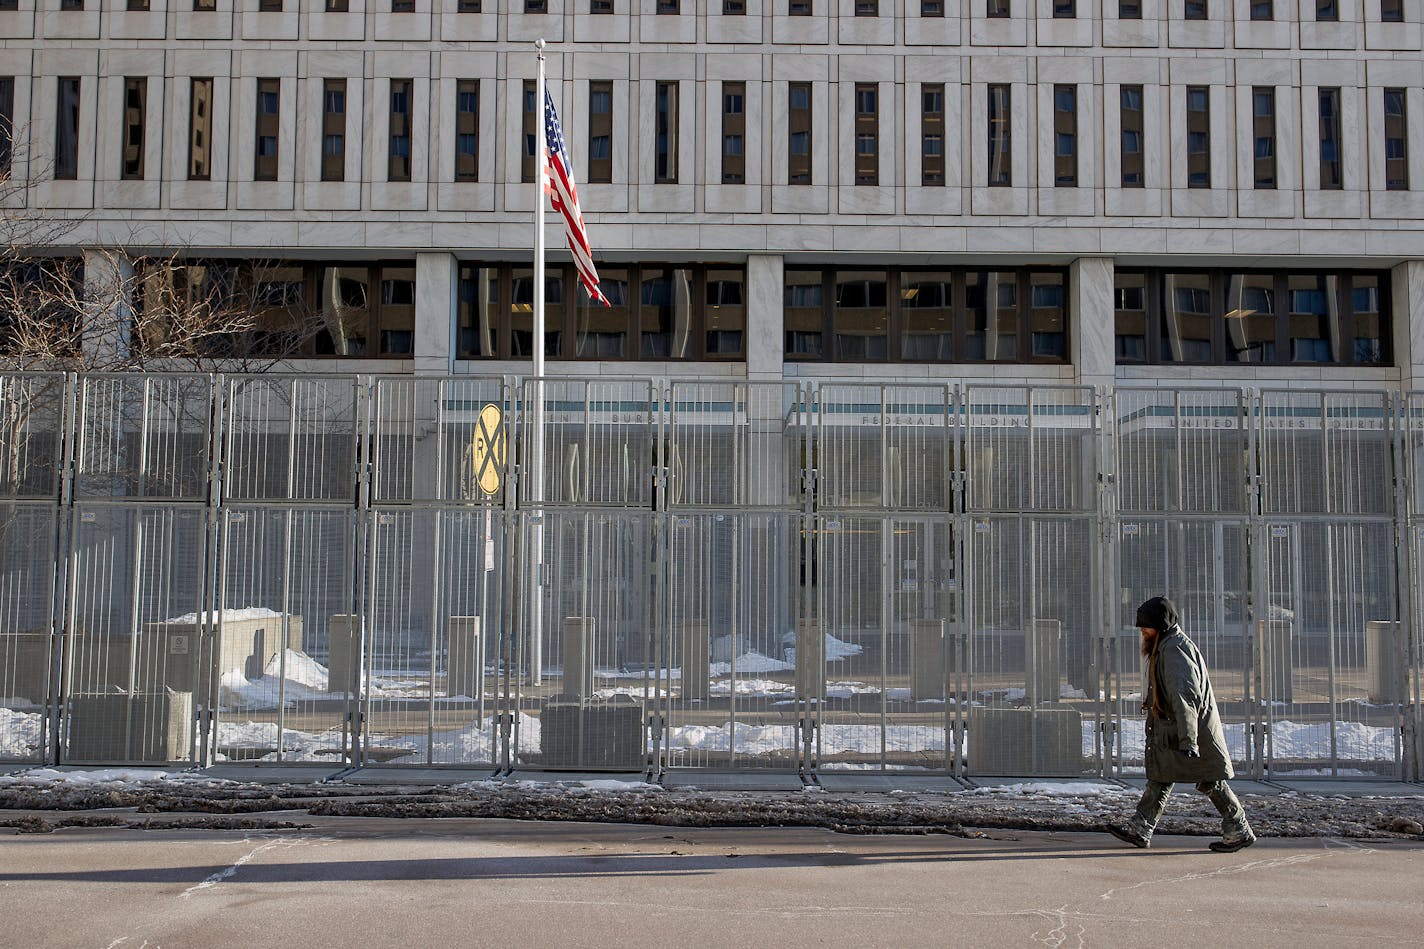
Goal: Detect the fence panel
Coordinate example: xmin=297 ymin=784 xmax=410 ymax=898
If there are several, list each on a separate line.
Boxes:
xmin=362 ymin=506 xmax=508 ymax=768
xmin=73 ymin=374 xmax=214 ymax=502
xmin=0 ymin=502 xmax=60 ymax=763
xmin=511 ymin=509 xmax=654 ymax=771
xmin=1406 ymin=393 xmax=1424 ymax=781
xmin=1115 ymin=388 xmax=1249 ymax=515
xmin=964 ymin=515 xmax=1100 ymax=777
xmin=224 ymin=376 xmax=359 ymax=503
xmin=214 ymin=506 xmax=357 ymax=764
xmin=518 ymin=379 xmax=657 ymax=508
xmin=1113 ymin=516 xmax=1255 ymax=776
xmin=0 ymin=372 xmax=69 ymax=500
xmin=816 ymin=384 xmax=953 ymax=511
xmin=660 ymin=511 xmax=804 ymax=771
xmin=370 ymin=377 xmax=511 ymax=505
xmin=814 ymin=514 xmax=953 ymax=772
xmin=1258 ymin=519 xmax=1401 ymax=777
xmin=1255 ymin=391 xmax=1400 ymax=777
xmin=965 ymin=386 xmax=1096 ymax=514
xmin=1259 ymin=390 xmax=1393 ymax=517
xmin=61 ymin=503 xmax=208 ymax=764
xmin=666 ymin=381 xmax=802 ymax=509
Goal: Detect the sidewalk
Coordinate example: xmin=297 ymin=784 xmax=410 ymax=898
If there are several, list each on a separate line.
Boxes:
xmin=3 ymin=763 xmax=1422 ymax=841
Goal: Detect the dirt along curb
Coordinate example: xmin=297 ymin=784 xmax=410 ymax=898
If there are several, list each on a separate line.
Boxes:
xmin=2 ymin=775 xmax=1423 ymax=840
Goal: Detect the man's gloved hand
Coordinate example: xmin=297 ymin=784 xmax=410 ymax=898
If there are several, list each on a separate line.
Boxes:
xmin=1178 ymin=747 xmax=1200 ymax=759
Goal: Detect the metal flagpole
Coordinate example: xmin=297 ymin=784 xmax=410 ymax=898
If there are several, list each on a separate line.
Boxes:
xmin=530 ymin=38 xmax=547 ymax=685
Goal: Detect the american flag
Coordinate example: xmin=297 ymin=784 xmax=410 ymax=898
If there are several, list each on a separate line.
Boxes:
xmin=543 ymin=88 xmax=610 ymax=307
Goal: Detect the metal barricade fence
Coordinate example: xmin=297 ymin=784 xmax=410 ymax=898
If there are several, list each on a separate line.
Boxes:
xmin=361 ymin=377 xmax=513 ymax=769
xmin=1112 ymin=388 xmax=1256 ymax=778
xmin=659 ymin=383 xmax=806 ymax=773
xmin=1255 ymin=390 xmax=1400 ymax=779
xmin=62 ymin=374 xmax=216 ymax=765
xmin=509 ymin=379 xmax=659 ymax=772
xmin=2 ymin=371 xmax=1420 ymax=782
xmin=1396 ymin=392 xmax=1424 ymax=781
xmin=962 ymin=386 xmax=1102 ymax=779
xmin=215 ymin=375 xmax=362 ymax=765
xmin=0 ymin=373 xmax=68 ymax=764
xmin=812 ymin=385 xmax=955 ymax=773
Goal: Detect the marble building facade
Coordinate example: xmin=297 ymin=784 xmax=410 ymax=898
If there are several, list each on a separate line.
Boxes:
xmin=0 ymin=1 xmax=1422 ymax=392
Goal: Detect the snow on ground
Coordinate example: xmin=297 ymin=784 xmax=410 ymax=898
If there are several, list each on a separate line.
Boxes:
xmin=215 ymin=720 xmax=351 ymax=760
xmin=0 ymin=707 xmax=42 ymax=759
xmin=0 ymin=767 xmax=231 ymax=787
xmin=1110 ymin=718 xmax=1398 ymax=763
xmin=709 ymin=677 xmax=794 ymax=696
xmin=575 ymin=779 xmax=664 ymax=792
xmin=593 ymin=686 xmax=670 ymax=701
xmin=162 ymin=607 xmax=288 ymax=625
xmin=709 ymin=651 xmax=793 ymax=676
xmin=367 ymin=712 xmax=542 ymax=762
xmin=825 ymin=680 xmax=883 ymax=699
xmin=666 ymin=721 xmax=796 ymax=756
xmin=219 ymin=650 xmax=330 ymax=709
xmin=971 ymin=781 xmax=1135 ymax=799
xmin=218 ymin=651 xmax=442 ymax=709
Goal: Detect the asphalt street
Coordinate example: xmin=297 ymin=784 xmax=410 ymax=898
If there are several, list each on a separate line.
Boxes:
xmin=1 ymin=816 xmax=1420 ymax=949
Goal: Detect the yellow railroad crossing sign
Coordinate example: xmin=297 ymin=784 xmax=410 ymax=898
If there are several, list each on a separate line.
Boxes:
xmin=468 ymin=403 xmax=507 ymax=496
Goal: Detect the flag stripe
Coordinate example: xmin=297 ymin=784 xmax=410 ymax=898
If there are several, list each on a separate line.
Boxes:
xmin=543 ymin=89 xmax=610 ymax=308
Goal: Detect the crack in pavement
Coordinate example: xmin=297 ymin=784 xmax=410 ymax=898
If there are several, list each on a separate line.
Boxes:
xmin=1097 ymin=852 xmax=1324 ymax=902
xmin=178 ymin=836 xmax=315 ymax=900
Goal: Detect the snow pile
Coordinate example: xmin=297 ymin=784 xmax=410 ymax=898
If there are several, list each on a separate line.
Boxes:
xmin=709 ymin=651 xmax=793 ymax=676
xmin=162 ymin=607 xmax=288 ymax=625
xmin=1108 ymin=718 xmax=1399 ymax=763
xmin=785 ymin=632 xmax=864 ymax=664
xmin=664 ymin=721 xmax=945 ymax=758
xmin=825 ymin=681 xmax=881 ymax=699
xmin=215 ymin=720 xmax=351 ymax=760
xmin=1 ymin=706 xmax=42 ymax=759
xmin=667 ymin=721 xmax=797 ymax=756
xmin=973 ymin=781 xmax=1133 ymax=799
xmin=824 ymin=634 xmax=864 ymax=661
xmin=575 ymin=779 xmax=663 ymax=792
xmin=706 ymin=632 xmax=864 ymax=678
xmin=593 ymin=686 xmax=669 ymax=701
xmin=826 ymin=724 xmax=944 ymax=754
xmin=709 ymin=677 xmax=794 ymax=696
xmin=1277 ymin=720 xmax=1399 ymax=761
xmin=376 ymin=712 xmax=543 ymax=762
xmin=219 ymin=649 xmax=329 ymax=709
xmin=0 ymin=767 xmax=201 ymax=787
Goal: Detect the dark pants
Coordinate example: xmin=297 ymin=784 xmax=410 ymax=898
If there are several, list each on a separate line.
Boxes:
xmin=1130 ymin=779 xmax=1250 ymax=840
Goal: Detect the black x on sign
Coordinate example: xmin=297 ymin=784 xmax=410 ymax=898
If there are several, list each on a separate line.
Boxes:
xmin=468 ymin=403 xmax=507 ymax=496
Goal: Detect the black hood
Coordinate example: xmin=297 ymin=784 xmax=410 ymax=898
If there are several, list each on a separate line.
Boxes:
xmin=1134 ymin=596 xmax=1179 ymax=632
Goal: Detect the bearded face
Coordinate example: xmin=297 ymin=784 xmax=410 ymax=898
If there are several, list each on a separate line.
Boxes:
xmin=1139 ymin=626 xmax=1160 ymax=657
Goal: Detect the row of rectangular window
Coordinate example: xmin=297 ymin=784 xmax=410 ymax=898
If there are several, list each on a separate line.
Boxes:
xmin=1115 ymin=269 xmax=1388 ymax=366
xmin=25 ymin=0 xmax=751 ymax=11
xmin=17 ymin=0 xmax=1406 ymax=17
xmin=12 ymin=76 xmax=1411 ymax=193
xmin=4 ymin=254 xmax=1391 ymax=368
xmin=132 ymin=258 xmax=749 ymax=360
xmin=784 ymin=267 xmax=1068 ymax=363
xmin=459 ymin=263 xmax=746 ymax=360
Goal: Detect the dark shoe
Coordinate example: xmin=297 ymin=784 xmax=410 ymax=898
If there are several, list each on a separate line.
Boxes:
xmin=1108 ymin=825 xmax=1151 ymax=849
xmin=1209 ymin=833 xmax=1257 ymax=854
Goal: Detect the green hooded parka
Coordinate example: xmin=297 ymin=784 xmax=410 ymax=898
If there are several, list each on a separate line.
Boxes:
xmin=1144 ymin=625 xmax=1234 ymax=784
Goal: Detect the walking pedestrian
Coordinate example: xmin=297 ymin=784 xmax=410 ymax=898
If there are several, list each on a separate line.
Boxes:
xmin=1108 ymin=596 xmax=1256 ymax=853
